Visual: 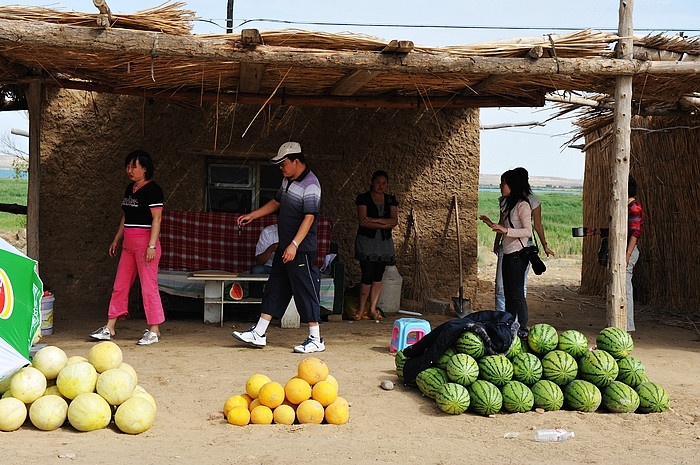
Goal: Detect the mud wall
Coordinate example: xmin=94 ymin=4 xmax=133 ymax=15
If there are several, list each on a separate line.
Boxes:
xmin=37 ymin=89 xmax=480 ymax=318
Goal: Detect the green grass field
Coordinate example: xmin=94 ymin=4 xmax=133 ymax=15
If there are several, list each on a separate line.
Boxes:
xmin=1 ymin=179 xmax=582 ymax=258
xmin=477 ymin=191 xmax=583 ymax=258
xmin=0 ymin=178 xmax=28 ymax=230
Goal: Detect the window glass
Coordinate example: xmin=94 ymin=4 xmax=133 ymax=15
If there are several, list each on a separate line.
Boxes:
xmin=206 ymin=158 xmax=281 ymax=213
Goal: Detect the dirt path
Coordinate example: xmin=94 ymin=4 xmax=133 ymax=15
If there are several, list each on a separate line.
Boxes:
xmin=4 ymin=257 xmax=699 ymax=465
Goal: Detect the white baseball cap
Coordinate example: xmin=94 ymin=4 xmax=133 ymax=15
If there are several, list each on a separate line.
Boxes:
xmin=271 ymin=141 xmax=302 ymax=164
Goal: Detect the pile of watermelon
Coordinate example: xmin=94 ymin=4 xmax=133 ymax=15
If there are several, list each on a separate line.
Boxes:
xmin=396 ymin=324 xmax=670 ymax=416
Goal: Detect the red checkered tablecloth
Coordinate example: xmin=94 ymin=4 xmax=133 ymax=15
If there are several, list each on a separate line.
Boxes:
xmin=159 ymin=211 xmax=333 ymax=273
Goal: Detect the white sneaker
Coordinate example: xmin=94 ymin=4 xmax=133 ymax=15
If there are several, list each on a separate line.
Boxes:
xmin=90 ymin=326 xmax=113 ymax=341
xmin=137 ymin=330 xmax=159 ymax=345
xmin=294 ymin=336 xmax=325 ymax=354
xmin=232 ymin=327 xmax=266 ymax=347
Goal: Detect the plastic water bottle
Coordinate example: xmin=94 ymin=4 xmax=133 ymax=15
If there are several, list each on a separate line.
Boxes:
xmin=534 ymin=429 xmax=575 ymax=442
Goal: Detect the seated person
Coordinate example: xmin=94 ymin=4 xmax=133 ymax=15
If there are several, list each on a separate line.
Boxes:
xmin=251 ymin=224 xmax=278 ymax=274
xmin=250 ymin=224 xmax=278 ymax=297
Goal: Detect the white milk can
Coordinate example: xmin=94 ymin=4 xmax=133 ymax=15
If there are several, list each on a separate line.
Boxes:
xmin=377 ymin=265 xmax=403 ymax=314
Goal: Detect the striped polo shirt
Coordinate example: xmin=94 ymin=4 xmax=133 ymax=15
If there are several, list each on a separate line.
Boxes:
xmin=274 ymin=168 xmax=321 ymax=253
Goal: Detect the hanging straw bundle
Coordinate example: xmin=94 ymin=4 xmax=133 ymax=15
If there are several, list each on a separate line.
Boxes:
xmin=0 ymin=1 xmax=196 ymax=34
xmin=405 ymin=209 xmax=430 ymax=310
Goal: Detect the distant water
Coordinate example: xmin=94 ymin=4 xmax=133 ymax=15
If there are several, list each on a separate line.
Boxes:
xmin=0 ymin=169 xmax=15 ymax=178
xmin=479 ymin=188 xmax=581 ymax=195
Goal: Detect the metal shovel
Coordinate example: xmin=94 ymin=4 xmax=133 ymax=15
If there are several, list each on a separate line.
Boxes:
xmin=450 ymin=196 xmax=471 ymax=318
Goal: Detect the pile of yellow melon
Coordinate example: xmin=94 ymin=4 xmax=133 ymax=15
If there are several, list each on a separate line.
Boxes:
xmin=224 ymin=357 xmax=349 ymax=426
xmin=0 ymin=342 xmax=156 ymax=434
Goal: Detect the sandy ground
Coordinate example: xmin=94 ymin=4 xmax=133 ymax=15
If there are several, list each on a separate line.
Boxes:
xmin=4 ymin=255 xmax=700 ymax=465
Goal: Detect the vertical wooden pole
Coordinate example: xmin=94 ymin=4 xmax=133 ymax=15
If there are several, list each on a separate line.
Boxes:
xmin=24 ymin=81 xmax=42 ymax=263
xmin=607 ymin=0 xmax=634 ymax=328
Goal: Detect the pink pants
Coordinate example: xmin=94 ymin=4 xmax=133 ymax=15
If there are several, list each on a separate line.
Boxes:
xmin=108 ymin=229 xmax=164 ymax=325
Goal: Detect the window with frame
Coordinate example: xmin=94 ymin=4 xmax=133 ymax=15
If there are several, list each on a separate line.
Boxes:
xmin=206 ymin=158 xmax=283 ymax=213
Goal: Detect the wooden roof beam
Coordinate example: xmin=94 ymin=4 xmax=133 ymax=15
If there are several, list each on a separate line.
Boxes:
xmin=4 ymin=19 xmax=700 ymax=76
xmin=330 ymin=69 xmax=382 ymax=96
xmin=27 ymin=76 xmax=545 ymax=109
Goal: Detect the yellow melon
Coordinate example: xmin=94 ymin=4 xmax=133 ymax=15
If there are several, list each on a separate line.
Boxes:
xmin=250 ymin=405 xmax=273 ymax=424
xmin=0 ymin=397 xmax=27 ymax=431
xmin=10 ymin=366 xmax=47 ymax=403
xmin=324 ymin=399 xmax=349 ymax=425
xmin=31 ymin=346 xmax=68 ymax=380
xmin=325 ymin=374 xmax=339 ymax=391
xmin=311 ymin=380 xmax=338 ymax=407
xmin=258 ymin=382 xmax=285 ymax=409
xmin=56 ymin=361 xmax=98 ymax=400
xmin=114 ymin=396 xmax=156 ymax=434
xmin=227 ymin=406 xmax=250 ymax=426
xmin=296 ymin=399 xmax=324 ymax=424
xmin=29 ymin=394 xmax=68 ymax=431
xmin=245 ymin=374 xmax=271 ymax=399
xmin=223 ymin=395 xmax=249 ymax=417
xmin=273 ymin=404 xmax=296 ymax=425
xmin=88 ymin=341 xmax=123 ymax=373
xmin=297 ymin=357 xmax=328 ymax=386
xmin=248 ymin=397 xmax=262 ymax=411
xmin=285 ymin=377 xmax=312 ymax=404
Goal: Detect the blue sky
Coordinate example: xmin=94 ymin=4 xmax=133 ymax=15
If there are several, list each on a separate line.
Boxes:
xmin=2 ymin=0 xmax=699 ymax=179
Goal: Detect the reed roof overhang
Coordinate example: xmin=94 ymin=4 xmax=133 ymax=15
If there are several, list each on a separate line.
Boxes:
xmin=1 ymin=4 xmax=700 ymax=126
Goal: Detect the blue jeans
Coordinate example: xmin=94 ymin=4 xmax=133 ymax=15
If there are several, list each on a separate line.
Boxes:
xmin=249 ymin=264 xmax=272 ymax=297
xmin=502 ymin=250 xmax=529 ymax=331
xmin=626 ymin=246 xmax=639 ymax=332
xmin=495 ymin=244 xmax=530 ymax=312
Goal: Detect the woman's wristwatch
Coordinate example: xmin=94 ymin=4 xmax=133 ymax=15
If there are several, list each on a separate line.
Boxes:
xmin=147 ymin=245 xmax=156 ymax=250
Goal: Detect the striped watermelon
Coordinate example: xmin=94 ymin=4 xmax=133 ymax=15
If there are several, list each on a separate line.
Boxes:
xmin=596 ymin=327 xmax=634 ymax=359
xmin=511 ymin=353 xmax=542 ymax=386
xmin=578 ymin=349 xmax=619 ymax=388
xmin=478 ymin=355 xmax=513 ymax=387
xmin=500 ymin=380 xmax=534 ymax=413
xmin=435 ymin=382 xmax=470 ymax=414
xmin=635 ymin=382 xmax=670 ymax=413
xmin=616 ymin=356 xmax=648 ymax=388
xmin=436 ymin=346 xmax=457 ymax=370
xmin=468 ymin=380 xmax=502 ymax=416
xmin=541 ymin=350 xmax=578 ymax=386
xmin=531 ymin=380 xmax=564 ymax=411
xmin=415 ymin=367 xmax=449 ymax=399
xmin=564 ymin=379 xmax=602 ymax=412
xmin=454 ymin=331 xmax=486 ymax=359
xmin=395 ymin=349 xmax=407 ymax=381
xmin=557 ymin=329 xmax=589 ymax=359
xmin=446 ymin=353 xmax=479 ymax=387
xmin=527 ymin=323 xmax=558 ymax=355
xmin=602 ymin=380 xmax=640 ymax=413
xmin=506 ymin=335 xmax=522 ymax=359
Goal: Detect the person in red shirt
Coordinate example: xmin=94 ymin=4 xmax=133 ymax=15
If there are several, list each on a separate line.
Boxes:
xmin=626 ymin=176 xmax=644 ymax=332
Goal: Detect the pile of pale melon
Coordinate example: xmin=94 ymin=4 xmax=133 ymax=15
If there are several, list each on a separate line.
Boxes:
xmin=0 ymin=342 xmax=156 ymax=434
xmin=223 ymin=357 xmax=349 ymax=426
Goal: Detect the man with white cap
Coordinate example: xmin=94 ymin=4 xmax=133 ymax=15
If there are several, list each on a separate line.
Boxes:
xmin=232 ymin=142 xmax=325 ymax=353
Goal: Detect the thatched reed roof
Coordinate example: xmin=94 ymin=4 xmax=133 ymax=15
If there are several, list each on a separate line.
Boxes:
xmin=1 ymin=2 xmax=700 ymax=124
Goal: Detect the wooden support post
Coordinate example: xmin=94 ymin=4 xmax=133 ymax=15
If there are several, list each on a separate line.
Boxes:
xmin=607 ymin=0 xmax=634 ymax=329
xmin=93 ymin=0 xmax=112 ymax=28
xmin=24 ymin=81 xmax=42 ymax=262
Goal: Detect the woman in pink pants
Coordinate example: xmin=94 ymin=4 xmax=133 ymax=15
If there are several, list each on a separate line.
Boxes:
xmin=91 ymin=150 xmax=164 ymax=345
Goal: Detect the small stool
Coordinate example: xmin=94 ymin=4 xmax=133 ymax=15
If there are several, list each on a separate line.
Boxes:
xmin=390 ymin=318 xmax=431 ymax=353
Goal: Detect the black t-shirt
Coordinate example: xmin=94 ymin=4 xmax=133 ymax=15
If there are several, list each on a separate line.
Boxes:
xmin=121 ymin=181 xmax=164 ymax=229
